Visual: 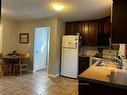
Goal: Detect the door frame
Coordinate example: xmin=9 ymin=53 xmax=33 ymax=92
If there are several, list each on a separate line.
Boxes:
xmin=33 ymin=26 xmax=50 ymax=72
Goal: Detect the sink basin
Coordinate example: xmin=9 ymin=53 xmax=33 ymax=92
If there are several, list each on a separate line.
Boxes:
xmin=96 ymin=61 xmax=104 ymax=66
xmin=104 ymin=62 xmax=117 ymax=68
xmin=96 ymin=61 xmax=117 ymax=68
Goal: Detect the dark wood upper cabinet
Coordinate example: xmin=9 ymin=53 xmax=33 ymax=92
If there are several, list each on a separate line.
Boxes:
xmin=84 ymin=22 xmax=98 ymax=46
xmin=65 ymin=17 xmax=111 ymax=46
xmin=65 ymin=22 xmax=73 ymax=34
xmin=112 ymin=0 xmax=127 ymax=43
xmin=65 ymin=21 xmax=99 ymax=46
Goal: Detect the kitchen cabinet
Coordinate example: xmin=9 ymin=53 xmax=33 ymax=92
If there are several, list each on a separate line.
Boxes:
xmin=79 ymin=79 xmax=127 ymax=95
xmin=102 ymin=16 xmax=111 ymax=34
xmin=84 ymin=22 xmax=98 ymax=46
xmin=65 ymin=22 xmax=84 ymax=35
xmin=79 ymin=61 xmax=127 ymax=95
xmin=65 ymin=22 xmax=75 ymax=35
xmin=65 ymin=16 xmax=111 ymax=46
xmin=78 ymin=56 xmax=89 ymax=75
xmin=97 ymin=17 xmax=111 ymax=47
xmin=65 ymin=22 xmax=83 ymax=35
xmin=65 ymin=21 xmax=98 ymax=46
xmin=98 ymin=16 xmax=111 ymax=37
xmin=112 ymin=0 xmax=127 ymax=43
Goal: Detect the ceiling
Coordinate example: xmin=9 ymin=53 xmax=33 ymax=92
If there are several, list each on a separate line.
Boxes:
xmin=1 ymin=0 xmax=111 ymax=21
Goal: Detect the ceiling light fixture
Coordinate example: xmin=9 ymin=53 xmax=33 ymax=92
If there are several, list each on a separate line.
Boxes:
xmin=53 ymin=3 xmax=64 ymax=11
xmin=52 ymin=0 xmax=64 ymax=11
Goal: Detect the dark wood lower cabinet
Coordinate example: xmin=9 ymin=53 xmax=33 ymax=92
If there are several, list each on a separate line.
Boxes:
xmin=78 ymin=79 xmax=127 ymax=95
xmin=78 ymin=57 xmax=89 ymax=75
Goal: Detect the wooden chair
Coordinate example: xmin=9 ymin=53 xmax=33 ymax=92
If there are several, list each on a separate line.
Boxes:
xmin=0 ymin=64 xmax=3 ymax=77
xmin=13 ymin=53 xmax=29 ymax=75
xmin=0 ymin=53 xmax=2 ymax=77
xmin=0 ymin=52 xmax=10 ymax=76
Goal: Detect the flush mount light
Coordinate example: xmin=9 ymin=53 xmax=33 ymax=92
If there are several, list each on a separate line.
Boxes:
xmin=52 ymin=3 xmax=64 ymax=11
xmin=51 ymin=0 xmax=64 ymax=11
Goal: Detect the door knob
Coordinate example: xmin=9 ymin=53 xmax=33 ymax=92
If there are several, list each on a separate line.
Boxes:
xmin=36 ymin=51 xmax=39 ymax=53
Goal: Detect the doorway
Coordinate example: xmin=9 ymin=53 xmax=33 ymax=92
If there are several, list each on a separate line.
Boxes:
xmin=33 ymin=27 xmax=50 ymax=72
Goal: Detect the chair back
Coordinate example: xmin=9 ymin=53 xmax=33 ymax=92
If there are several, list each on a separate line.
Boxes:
xmin=19 ymin=53 xmax=30 ymax=64
xmin=0 ymin=52 xmax=2 ymax=57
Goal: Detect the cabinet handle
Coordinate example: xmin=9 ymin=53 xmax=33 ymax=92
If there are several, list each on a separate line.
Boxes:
xmin=75 ymin=43 xmax=77 ymax=47
xmin=84 ymin=82 xmax=90 ymax=85
xmin=79 ymin=82 xmax=90 ymax=86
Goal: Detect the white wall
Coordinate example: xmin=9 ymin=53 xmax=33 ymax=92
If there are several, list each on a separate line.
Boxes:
xmin=56 ymin=18 xmax=65 ymax=74
xmin=1 ymin=17 xmax=65 ymax=75
xmin=15 ymin=17 xmax=65 ymax=75
xmin=1 ymin=18 xmax=17 ymax=55
xmin=0 ymin=24 xmax=3 ymax=53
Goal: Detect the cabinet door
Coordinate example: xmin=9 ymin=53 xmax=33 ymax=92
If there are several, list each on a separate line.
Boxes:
xmin=65 ymin=17 xmax=110 ymax=46
xmin=79 ymin=79 xmax=127 ymax=95
xmin=79 ymin=57 xmax=89 ymax=75
xmin=85 ymin=23 xmax=98 ymax=46
xmin=65 ymin=22 xmax=84 ymax=35
xmin=65 ymin=22 xmax=75 ymax=35
xmin=112 ymin=0 xmax=127 ymax=43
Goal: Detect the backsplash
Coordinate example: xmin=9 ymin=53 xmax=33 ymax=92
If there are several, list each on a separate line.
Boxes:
xmin=80 ymin=46 xmax=97 ymax=57
xmin=80 ymin=46 xmax=119 ymax=59
xmin=119 ymin=44 xmax=126 ymax=57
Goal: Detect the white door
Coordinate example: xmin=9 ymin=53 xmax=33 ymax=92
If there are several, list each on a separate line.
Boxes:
xmin=34 ymin=27 xmax=50 ymax=72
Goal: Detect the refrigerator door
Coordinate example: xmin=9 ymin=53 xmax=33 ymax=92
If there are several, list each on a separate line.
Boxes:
xmin=61 ymin=48 xmax=78 ymax=78
xmin=62 ymin=35 xmax=78 ymax=49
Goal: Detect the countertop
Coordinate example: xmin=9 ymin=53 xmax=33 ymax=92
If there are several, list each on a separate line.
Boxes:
xmin=79 ymin=61 xmax=127 ymax=90
xmin=79 ymin=53 xmax=93 ymax=57
xmin=79 ymin=54 xmax=111 ymax=60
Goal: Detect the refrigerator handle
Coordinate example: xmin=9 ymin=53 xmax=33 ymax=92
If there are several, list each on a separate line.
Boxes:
xmin=75 ymin=43 xmax=77 ymax=47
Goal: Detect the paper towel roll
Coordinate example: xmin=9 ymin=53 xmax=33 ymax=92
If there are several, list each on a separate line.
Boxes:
xmin=119 ymin=44 xmax=126 ymax=57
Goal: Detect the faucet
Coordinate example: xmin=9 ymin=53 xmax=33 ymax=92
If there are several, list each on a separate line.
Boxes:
xmin=114 ymin=55 xmax=123 ymax=69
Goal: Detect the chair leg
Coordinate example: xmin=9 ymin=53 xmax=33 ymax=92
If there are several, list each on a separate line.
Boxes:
xmin=27 ymin=65 xmax=29 ymax=73
xmin=0 ymin=64 xmax=3 ymax=77
xmin=9 ymin=64 xmax=12 ymax=76
xmin=13 ymin=65 xmax=15 ymax=75
xmin=15 ymin=65 xmax=29 ymax=75
xmin=20 ymin=66 xmax=22 ymax=75
xmin=20 ymin=66 xmax=21 ymax=75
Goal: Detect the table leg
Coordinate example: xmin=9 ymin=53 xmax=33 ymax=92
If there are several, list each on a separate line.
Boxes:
xmin=9 ymin=64 xmax=12 ymax=76
xmin=0 ymin=64 xmax=3 ymax=77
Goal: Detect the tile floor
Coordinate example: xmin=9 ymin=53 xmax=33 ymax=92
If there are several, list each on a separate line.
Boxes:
xmin=0 ymin=70 xmax=78 ymax=95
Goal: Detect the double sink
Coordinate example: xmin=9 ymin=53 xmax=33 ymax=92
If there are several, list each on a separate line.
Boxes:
xmin=96 ymin=59 xmax=127 ymax=70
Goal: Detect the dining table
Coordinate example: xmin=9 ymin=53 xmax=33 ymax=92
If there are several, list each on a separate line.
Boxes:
xmin=0 ymin=55 xmax=21 ymax=75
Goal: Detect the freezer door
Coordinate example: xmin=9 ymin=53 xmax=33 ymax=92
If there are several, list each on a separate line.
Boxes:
xmin=62 ymin=35 xmax=78 ymax=48
xmin=61 ymin=48 xmax=78 ymax=78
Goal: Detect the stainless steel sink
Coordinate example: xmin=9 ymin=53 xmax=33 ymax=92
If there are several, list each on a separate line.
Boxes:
xmin=96 ymin=61 xmax=104 ymax=66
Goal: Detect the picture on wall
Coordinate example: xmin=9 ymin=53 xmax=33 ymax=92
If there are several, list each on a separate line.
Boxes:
xmin=19 ymin=33 xmax=29 ymax=44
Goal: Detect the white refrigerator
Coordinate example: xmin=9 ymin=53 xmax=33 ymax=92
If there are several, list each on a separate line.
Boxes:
xmin=61 ymin=35 xmax=79 ymax=78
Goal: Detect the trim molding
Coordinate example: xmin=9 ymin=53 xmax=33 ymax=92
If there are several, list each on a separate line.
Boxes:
xmin=48 ymin=73 xmax=60 ymax=78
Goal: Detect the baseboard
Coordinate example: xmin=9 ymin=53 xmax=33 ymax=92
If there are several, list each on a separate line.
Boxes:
xmin=33 ymin=69 xmax=47 ymax=73
xmin=48 ymin=73 xmax=60 ymax=78
xmin=32 ymin=70 xmax=36 ymax=73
